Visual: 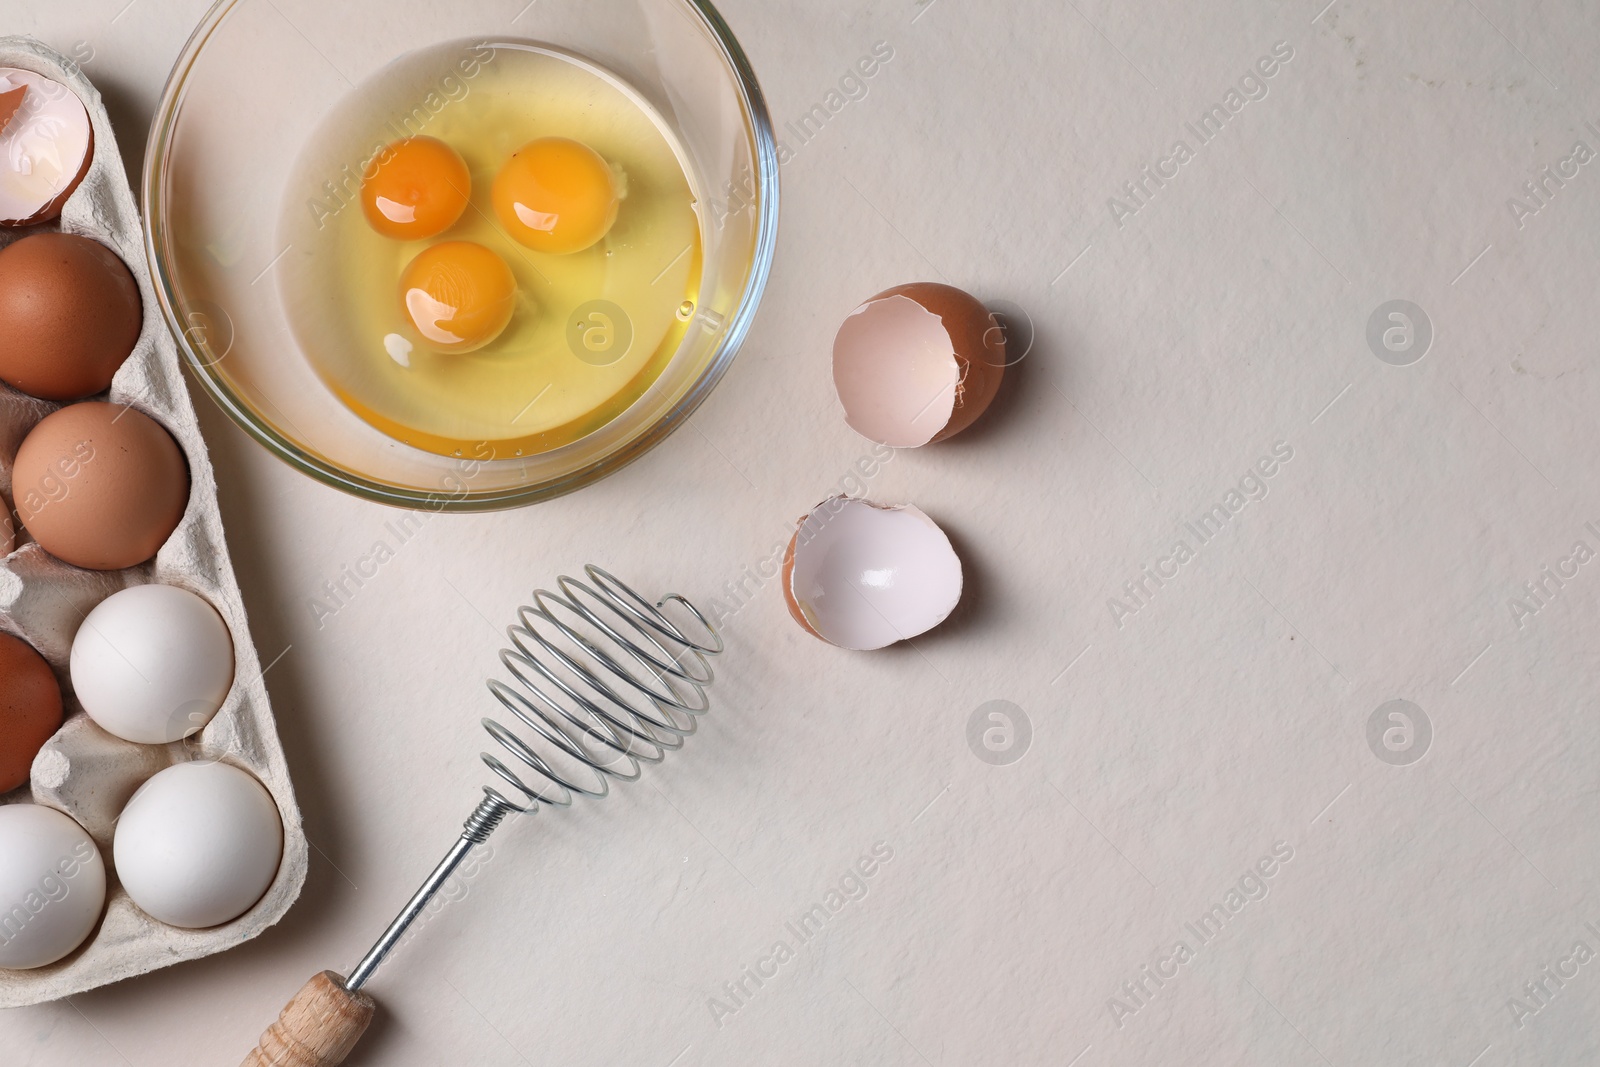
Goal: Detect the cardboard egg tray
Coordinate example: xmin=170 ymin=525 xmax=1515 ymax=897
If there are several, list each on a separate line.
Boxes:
xmin=0 ymin=37 xmax=307 ymax=1007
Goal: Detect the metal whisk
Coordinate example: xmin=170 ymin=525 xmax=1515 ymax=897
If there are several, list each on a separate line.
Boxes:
xmin=243 ymin=566 xmax=721 ymax=1067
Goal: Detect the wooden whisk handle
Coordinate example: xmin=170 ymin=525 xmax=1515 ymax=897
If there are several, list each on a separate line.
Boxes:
xmin=240 ymin=971 xmax=375 ymax=1067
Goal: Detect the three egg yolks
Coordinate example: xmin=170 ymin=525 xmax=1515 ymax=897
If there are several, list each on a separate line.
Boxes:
xmin=362 ymin=135 xmax=621 ymax=353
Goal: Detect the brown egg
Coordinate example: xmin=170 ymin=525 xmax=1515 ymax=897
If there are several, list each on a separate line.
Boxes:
xmin=0 ymin=234 xmax=142 ymax=400
xmin=832 ymin=282 xmax=1006 ymax=447
xmin=0 ymin=631 xmax=64 ymax=793
xmin=14 ymin=402 xmax=189 ymax=571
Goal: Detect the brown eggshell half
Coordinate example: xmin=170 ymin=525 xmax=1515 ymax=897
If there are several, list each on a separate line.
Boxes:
xmin=0 ymin=233 xmax=142 ymax=400
xmin=5 ymin=124 xmax=94 ymax=228
xmin=13 ymin=402 xmax=190 ymax=571
xmin=782 ymin=495 xmax=964 ymax=650
xmin=0 ymin=631 xmax=64 ymax=793
xmin=0 ymin=69 xmax=94 ymax=228
xmin=832 ymin=282 xmax=1006 ymax=447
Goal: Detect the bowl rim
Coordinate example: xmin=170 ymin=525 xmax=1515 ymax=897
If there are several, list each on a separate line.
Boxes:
xmin=142 ymin=0 xmax=780 ymax=513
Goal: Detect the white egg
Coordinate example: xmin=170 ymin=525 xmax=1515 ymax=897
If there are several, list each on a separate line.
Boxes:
xmin=70 ymin=584 xmax=235 ymax=745
xmin=783 ymin=496 xmax=964 ymax=650
xmin=0 ymin=804 xmax=106 ymax=969
xmin=113 ymin=762 xmax=283 ymax=929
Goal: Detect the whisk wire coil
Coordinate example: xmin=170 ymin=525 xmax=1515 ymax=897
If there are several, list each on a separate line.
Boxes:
xmin=339 ymin=565 xmax=720 ymax=997
xmin=482 ymin=565 xmax=722 ymax=814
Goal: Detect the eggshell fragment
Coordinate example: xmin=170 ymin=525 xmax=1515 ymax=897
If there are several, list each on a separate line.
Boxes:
xmin=782 ymin=496 xmax=963 ymax=650
xmin=832 ymin=282 xmax=1006 ymax=447
xmin=0 ymin=68 xmax=93 ymax=227
xmin=0 ymin=84 xmax=24 ymax=132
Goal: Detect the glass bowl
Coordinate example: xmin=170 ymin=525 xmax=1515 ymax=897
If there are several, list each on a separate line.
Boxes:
xmin=143 ymin=0 xmax=778 ymax=511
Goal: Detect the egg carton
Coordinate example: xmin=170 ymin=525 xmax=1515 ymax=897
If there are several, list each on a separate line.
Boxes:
xmin=0 ymin=36 xmax=307 ymax=1008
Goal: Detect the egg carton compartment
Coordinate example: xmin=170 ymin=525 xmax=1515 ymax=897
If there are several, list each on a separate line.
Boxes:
xmin=0 ymin=36 xmax=307 ymax=1008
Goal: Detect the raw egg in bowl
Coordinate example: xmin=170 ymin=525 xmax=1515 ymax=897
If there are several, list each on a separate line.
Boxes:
xmin=144 ymin=0 xmax=778 ymax=510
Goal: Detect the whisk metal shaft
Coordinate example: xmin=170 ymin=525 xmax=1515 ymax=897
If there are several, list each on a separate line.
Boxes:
xmin=343 ymin=795 xmax=513 ymax=991
xmin=338 ymin=566 xmax=721 ymax=994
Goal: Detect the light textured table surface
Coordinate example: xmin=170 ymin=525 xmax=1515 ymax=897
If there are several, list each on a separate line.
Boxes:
xmin=6 ymin=1 xmax=1600 ymax=1064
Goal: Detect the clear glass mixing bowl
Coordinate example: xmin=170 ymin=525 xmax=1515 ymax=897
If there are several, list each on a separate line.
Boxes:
xmin=143 ymin=0 xmax=778 ymax=510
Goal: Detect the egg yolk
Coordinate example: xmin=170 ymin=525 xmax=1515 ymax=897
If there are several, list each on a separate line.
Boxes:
xmin=491 ymin=137 xmax=620 ymax=254
xmin=399 ymin=241 xmax=518 ymax=353
xmin=361 ymin=137 xmax=471 ymax=240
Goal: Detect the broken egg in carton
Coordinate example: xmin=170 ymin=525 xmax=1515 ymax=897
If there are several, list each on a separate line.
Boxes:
xmin=0 ymin=36 xmax=306 ymax=1007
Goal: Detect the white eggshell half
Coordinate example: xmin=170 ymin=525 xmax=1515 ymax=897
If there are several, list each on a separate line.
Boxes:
xmin=70 ymin=584 xmax=236 ymax=745
xmin=113 ymin=762 xmax=284 ymax=929
xmin=787 ymin=497 xmax=963 ymax=650
xmin=0 ymin=804 xmax=107 ymax=969
xmin=832 ymin=295 xmax=959 ymax=448
xmin=0 ymin=68 xmax=92 ymax=226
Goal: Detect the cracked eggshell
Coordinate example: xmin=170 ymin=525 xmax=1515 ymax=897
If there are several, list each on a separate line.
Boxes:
xmin=0 ymin=68 xmax=93 ymax=228
xmin=832 ymin=282 xmax=1006 ymax=447
xmin=782 ymin=496 xmax=963 ymax=651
